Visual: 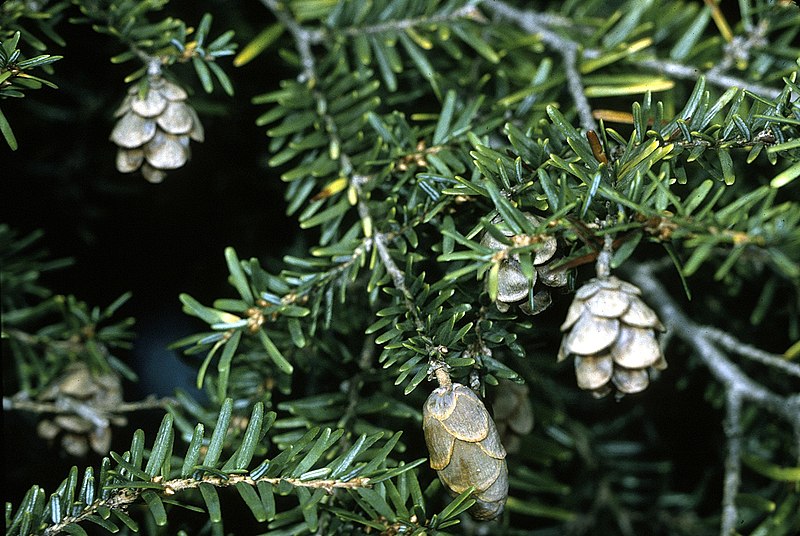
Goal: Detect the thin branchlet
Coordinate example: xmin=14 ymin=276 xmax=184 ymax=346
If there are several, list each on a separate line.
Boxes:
xmin=721 ymin=389 xmax=743 ymax=536
xmin=486 ymin=1 xmax=597 ymax=131
xmin=3 ymin=394 xmax=172 ymax=416
xmin=42 ymin=473 xmax=371 ymax=536
xmin=486 ymin=0 xmax=783 ymax=101
xmin=630 ymin=263 xmax=800 ymax=426
xmin=308 ymin=2 xmax=484 ymax=42
xmin=702 ymin=327 xmax=800 ymax=378
xmin=262 ymin=0 xmax=450 ymax=384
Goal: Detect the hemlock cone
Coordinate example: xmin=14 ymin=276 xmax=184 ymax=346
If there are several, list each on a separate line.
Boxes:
xmin=481 ymin=213 xmax=568 ymax=315
xmin=423 ymin=382 xmax=508 ymax=520
xmin=110 ymin=74 xmax=204 ymax=183
xmin=35 ymin=362 xmax=126 ymax=456
xmin=559 ymin=276 xmax=667 ymax=398
xmin=492 ymin=379 xmax=534 ymax=454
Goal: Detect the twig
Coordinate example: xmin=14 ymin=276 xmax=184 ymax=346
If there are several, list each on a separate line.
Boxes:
xmin=633 ymin=57 xmax=780 ymax=100
xmin=270 ymin=0 xmax=422 ymax=331
xmin=486 ymin=1 xmax=782 ymax=101
xmin=260 ymin=0 xmax=446 ymax=382
xmin=563 ymin=46 xmax=598 ymax=131
xmin=486 ymin=0 xmax=597 ymax=131
xmin=307 ymin=2 xmax=484 ymax=43
xmin=702 ymin=326 xmax=800 ymax=379
xmin=721 ymin=389 xmax=743 ymax=536
xmin=43 ymin=473 xmax=370 ymax=536
xmin=4 ymin=394 xmax=173 ymax=415
xmin=261 ymin=0 xmax=406 ymax=309
xmin=260 ymin=0 xmax=317 ymax=84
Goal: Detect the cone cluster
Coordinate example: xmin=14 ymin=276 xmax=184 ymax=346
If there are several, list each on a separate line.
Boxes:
xmin=110 ymin=75 xmax=203 ymax=182
xmin=36 ymin=363 xmax=126 ymax=456
xmin=423 ymin=382 xmax=508 ymax=520
xmin=559 ymin=276 xmax=666 ymax=398
xmin=481 ymin=213 xmax=568 ymax=314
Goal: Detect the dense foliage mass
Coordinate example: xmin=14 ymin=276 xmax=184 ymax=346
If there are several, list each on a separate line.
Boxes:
xmin=3 ymin=1 xmax=800 ymax=535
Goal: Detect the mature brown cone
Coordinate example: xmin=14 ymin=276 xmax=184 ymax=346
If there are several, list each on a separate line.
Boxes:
xmin=481 ymin=213 xmax=568 ymax=315
xmin=110 ymin=74 xmax=204 ymax=182
xmin=36 ymin=362 xmax=126 ymax=456
xmin=423 ymin=382 xmax=508 ymax=520
xmin=558 ymin=276 xmax=667 ymax=398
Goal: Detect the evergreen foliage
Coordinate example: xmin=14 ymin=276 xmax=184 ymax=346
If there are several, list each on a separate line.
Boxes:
xmin=3 ymin=0 xmax=800 ymax=535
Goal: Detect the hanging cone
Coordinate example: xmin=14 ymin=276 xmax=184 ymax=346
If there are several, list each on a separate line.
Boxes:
xmin=559 ymin=276 xmax=666 ymax=398
xmin=110 ymin=75 xmax=202 ymax=182
xmin=481 ymin=213 xmax=567 ymax=315
xmin=423 ymin=383 xmax=508 ymax=520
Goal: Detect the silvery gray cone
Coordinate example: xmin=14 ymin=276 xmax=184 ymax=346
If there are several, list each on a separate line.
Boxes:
xmin=558 ymin=275 xmax=667 ymax=398
xmin=481 ymin=213 xmax=568 ymax=314
xmin=36 ymin=362 xmax=127 ymax=456
xmin=423 ymin=383 xmax=508 ymax=520
xmin=492 ymin=380 xmax=533 ymax=454
xmin=110 ymin=75 xmax=204 ymax=183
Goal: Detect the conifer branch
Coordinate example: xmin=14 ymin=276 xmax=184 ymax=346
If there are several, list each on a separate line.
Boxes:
xmin=703 ymin=327 xmax=800 ymax=379
xmin=7 ymin=1 xmax=799 ymax=533
xmin=486 ymin=0 xmax=783 ymax=101
xmin=632 ymin=56 xmax=781 ymax=100
xmin=486 ymin=0 xmax=597 ymax=131
xmin=43 ymin=473 xmax=371 ymax=536
xmin=629 ymin=262 xmax=800 ymax=536
xmin=3 ymin=393 xmax=172 ymax=415
xmin=263 ymin=0 xmax=432 ymax=347
xmin=366 ymin=209 xmax=425 ymax=334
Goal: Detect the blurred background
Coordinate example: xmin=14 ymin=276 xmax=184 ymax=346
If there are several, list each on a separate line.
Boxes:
xmin=2 ymin=0 xmax=297 ymax=505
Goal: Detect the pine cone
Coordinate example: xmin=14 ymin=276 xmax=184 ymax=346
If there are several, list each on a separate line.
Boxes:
xmin=423 ymin=382 xmax=508 ymax=520
xmin=559 ymin=276 xmax=667 ymax=398
xmin=110 ymin=75 xmax=204 ymax=182
xmin=481 ymin=213 xmax=568 ymax=314
xmin=36 ymin=362 xmax=126 ymax=456
xmin=492 ymin=380 xmax=533 ymax=454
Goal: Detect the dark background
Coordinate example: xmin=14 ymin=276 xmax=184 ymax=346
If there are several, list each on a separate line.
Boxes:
xmin=4 ymin=0 xmax=289 ymax=389
xmin=3 ymin=0 xmax=295 ymax=507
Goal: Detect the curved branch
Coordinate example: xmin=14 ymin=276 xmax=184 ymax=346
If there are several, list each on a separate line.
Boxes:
xmin=629 ymin=264 xmax=800 ymax=425
xmin=702 ymin=327 xmax=800 ymax=379
xmin=627 ymin=262 xmax=800 ymax=536
xmin=632 ymin=56 xmax=781 ymax=100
